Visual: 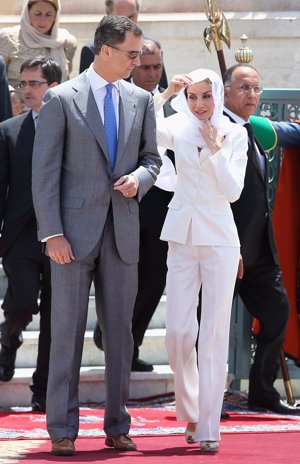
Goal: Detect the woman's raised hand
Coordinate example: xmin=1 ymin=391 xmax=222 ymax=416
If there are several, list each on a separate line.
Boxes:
xmin=162 ymin=74 xmax=193 ymax=99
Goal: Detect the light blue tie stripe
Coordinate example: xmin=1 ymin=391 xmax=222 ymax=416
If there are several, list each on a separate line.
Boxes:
xmin=104 ymin=83 xmax=117 ymax=169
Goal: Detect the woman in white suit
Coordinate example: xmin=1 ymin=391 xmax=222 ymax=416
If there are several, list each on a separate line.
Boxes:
xmin=154 ymin=69 xmax=248 ymax=453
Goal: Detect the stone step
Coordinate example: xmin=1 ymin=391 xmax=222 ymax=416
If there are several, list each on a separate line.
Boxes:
xmin=12 ymin=328 xmax=168 ymax=369
xmin=0 ymin=295 xmax=166 ymax=332
xmin=0 ymin=364 xmax=174 ymax=408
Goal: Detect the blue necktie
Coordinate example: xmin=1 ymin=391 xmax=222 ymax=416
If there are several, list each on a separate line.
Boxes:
xmin=104 ymin=83 xmax=117 ymax=169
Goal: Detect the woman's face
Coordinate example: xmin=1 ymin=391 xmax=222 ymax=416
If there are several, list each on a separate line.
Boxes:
xmin=28 ymin=1 xmax=57 ymax=35
xmin=186 ymin=80 xmax=215 ymax=121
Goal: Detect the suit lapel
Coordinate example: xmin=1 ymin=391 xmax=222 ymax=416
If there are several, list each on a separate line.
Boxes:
xmin=19 ymin=111 xmax=35 ymax=152
xmin=224 ymin=111 xmax=266 ymax=182
xmin=73 ymin=74 xmax=109 ymax=162
xmin=116 ymin=82 xmax=137 ymax=165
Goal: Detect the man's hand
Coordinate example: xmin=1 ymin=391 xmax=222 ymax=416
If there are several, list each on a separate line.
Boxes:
xmin=114 ymin=174 xmax=139 ymax=198
xmin=47 ymin=236 xmax=75 ymax=264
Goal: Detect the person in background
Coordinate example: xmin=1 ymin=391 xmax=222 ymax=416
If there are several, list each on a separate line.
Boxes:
xmin=223 ymin=63 xmax=300 ymax=415
xmin=79 ymin=0 xmax=168 ymax=88
xmin=32 ymin=16 xmax=161 ymax=456
xmin=0 ymin=56 xmax=62 ymax=412
xmin=0 ymin=0 xmax=76 ymax=108
xmin=8 ymin=86 xmax=23 ymax=117
xmin=93 ymin=37 xmax=176 ymax=371
xmin=153 ymin=69 xmax=248 ymax=453
xmin=0 ymin=56 xmax=12 ymax=121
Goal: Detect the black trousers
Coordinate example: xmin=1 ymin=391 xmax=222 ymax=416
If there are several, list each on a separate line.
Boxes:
xmin=0 ymin=219 xmax=51 ymax=396
xmin=132 ymin=186 xmax=173 ymax=348
xmin=235 ymin=240 xmax=289 ymax=407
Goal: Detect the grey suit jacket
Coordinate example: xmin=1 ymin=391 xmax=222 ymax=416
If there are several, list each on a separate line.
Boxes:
xmin=32 ymin=72 xmax=161 ymax=263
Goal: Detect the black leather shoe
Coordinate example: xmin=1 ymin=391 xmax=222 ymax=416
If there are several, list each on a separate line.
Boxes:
xmin=0 ymin=345 xmax=17 ymax=381
xmin=131 ymin=357 xmax=153 ymax=372
xmin=93 ymin=323 xmax=103 ymax=351
xmin=31 ymin=394 xmax=46 ymax=412
xmin=250 ymin=399 xmax=300 ymax=416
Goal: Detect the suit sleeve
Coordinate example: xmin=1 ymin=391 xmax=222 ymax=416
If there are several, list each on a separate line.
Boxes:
xmin=0 ymin=57 xmax=12 ymax=122
xmin=209 ymin=125 xmax=248 ymax=203
xmin=131 ymin=94 xmax=162 ymax=201
xmin=32 ymin=91 xmax=66 ymax=241
xmin=0 ymin=123 xmax=9 ymax=223
xmin=272 ymin=121 xmax=300 ymax=148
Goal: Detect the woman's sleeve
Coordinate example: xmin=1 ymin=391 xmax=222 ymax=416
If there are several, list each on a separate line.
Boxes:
xmin=0 ymin=28 xmax=14 ymax=68
xmin=209 ymin=125 xmax=248 ymax=203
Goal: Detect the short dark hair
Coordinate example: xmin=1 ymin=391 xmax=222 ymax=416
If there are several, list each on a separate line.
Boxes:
xmin=94 ymin=14 xmax=142 ymax=55
xmin=105 ymin=0 xmax=140 ymax=14
xmin=20 ymin=56 xmax=62 ymax=84
xmin=223 ymin=63 xmax=259 ymax=87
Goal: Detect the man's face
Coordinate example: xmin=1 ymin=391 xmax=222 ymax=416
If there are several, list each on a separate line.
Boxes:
xmin=104 ymin=31 xmax=142 ymax=80
xmin=111 ymin=0 xmax=138 ymax=22
xmin=20 ymin=67 xmax=52 ymax=113
xmin=131 ymin=51 xmax=163 ymax=92
xmin=224 ymin=66 xmax=262 ymax=121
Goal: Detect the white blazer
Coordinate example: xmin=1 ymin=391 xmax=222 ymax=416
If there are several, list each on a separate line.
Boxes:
xmin=157 ymin=121 xmax=248 ymax=246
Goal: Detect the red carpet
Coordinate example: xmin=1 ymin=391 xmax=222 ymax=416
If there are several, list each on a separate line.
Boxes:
xmin=1 ymin=433 xmax=300 ymax=464
xmin=1 ymin=404 xmax=300 ymax=440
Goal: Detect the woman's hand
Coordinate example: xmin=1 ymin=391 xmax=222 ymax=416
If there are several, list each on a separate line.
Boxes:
xmin=161 ymin=74 xmax=193 ymax=100
xmin=198 ymin=119 xmax=223 ymax=154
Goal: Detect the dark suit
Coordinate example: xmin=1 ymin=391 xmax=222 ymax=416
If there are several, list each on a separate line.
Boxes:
xmin=132 ymin=92 xmax=175 ymax=352
xmin=79 ymin=39 xmax=168 ymax=88
xmin=0 ymin=56 xmax=12 ymax=122
xmin=0 ymin=111 xmax=51 ymax=399
xmin=226 ymin=111 xmax=290 ymax=408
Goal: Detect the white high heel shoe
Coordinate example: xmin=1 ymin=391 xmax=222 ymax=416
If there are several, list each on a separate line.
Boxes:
xmin=200 ymin=441 xmax=219 ymax=453
xmin=184 ymin=422 xmax=199 ymax=445
xmin=185 ymin=428 xmax=197 ymax=444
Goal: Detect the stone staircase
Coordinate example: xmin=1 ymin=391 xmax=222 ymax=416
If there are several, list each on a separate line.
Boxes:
xmin=0 ymin=264 xmax=174 ymax=408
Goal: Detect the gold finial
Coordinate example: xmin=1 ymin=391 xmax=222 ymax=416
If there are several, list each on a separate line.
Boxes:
xmin=235 ymin=34 xmax=254 ymax=64
xmin=204 ymin=0 xmax=231 ymax=53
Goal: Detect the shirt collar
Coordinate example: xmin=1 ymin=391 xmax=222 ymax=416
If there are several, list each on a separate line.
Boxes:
xmin=224 ymin=107 xmax=248 ymax=126
xmin=86 ymin=65 xmax=120 ymax=92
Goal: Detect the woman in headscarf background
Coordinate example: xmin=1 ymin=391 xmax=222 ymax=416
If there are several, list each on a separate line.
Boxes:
xmin=154 ymin=69 xmax=248 ymax=453
xmin=0 ymin=0 xmax=76 ymax=109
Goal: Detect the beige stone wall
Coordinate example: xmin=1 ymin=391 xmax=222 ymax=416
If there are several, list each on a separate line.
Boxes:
xmin=1 ymin=0 xmax=300 ymax=14
xmin=1 ymin=2 xmax=300 ymax=88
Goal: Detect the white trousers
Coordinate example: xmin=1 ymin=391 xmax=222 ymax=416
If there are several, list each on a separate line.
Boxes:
xmin=165 ymin=241 xmax=240 ymax=442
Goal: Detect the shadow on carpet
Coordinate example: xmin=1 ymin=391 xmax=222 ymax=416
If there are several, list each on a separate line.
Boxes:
xmin=1 ymin=390 xmax=300 ymax=440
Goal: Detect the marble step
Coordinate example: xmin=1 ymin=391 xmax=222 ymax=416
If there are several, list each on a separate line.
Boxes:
xmin=18 ymin=295 xmax=166 ymax=332
xmin=0 ymin=364 xmax=174 ymax=408
xmin=11 ymin=327 xmax=168 ymax=369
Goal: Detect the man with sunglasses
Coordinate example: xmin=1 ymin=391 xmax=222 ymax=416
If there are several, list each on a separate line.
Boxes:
xmin=223 ymin=64 xmax=300 ymax=415
xmin=79 ymin=0 xmax=168 ymax=88
xmin=0 ymin=56 xmax=61 ymax=411
xmin=32 ymin=15 xmax=160 ymax=456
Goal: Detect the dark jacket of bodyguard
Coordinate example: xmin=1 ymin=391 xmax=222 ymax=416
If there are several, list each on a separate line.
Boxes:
xmin=0 ymin=56 xmax=62 ymax=411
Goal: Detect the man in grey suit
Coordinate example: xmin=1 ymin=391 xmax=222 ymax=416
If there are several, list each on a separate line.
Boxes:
xmin=32 ymin=15 xmax=161 ymax=456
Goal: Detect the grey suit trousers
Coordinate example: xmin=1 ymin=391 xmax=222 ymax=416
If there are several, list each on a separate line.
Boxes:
xmin=46 ymin=210 xmax=138 ymax=441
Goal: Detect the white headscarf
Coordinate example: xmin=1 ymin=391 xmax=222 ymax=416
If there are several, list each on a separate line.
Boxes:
xmin=20 ymin=0 xmax=69 ymax=80
xmin=169 ymin=68 xmax=232 ymax=148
